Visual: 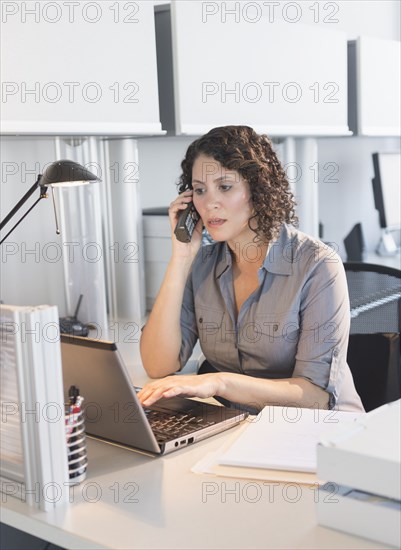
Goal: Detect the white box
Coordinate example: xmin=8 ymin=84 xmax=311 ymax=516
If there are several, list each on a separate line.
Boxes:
xmin=317 ymin=400 xmax=400 ymax=500
xmin=142 ymin=211 xmax=171 ymax=310
xmin=317 ymin=483 xmax=401 ymax=548
xmin=317 ymin=400 xmax=401 ymax=548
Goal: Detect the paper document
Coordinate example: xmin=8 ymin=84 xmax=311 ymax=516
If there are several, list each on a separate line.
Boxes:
xmin=192 ymin=450 xmax=319 ymax=485
xmin=218 ymin=406 xmax=362 ymax=473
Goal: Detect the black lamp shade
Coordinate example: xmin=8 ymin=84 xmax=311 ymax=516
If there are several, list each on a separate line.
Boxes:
xmin=39 ymin=160 xmax=100 ymax=187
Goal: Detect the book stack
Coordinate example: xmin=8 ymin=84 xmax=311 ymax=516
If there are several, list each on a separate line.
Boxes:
xmin=0 ymin=304 xmax=69 ymax=511
xmin=317 ymin=400 xmax=401 ymax=548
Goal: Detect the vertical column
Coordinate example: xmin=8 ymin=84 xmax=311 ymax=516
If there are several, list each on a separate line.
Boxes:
xmin=54 ymin=137 xmax=108 ymax=336
xmin=296 ymin=138 xmax=319 ymax=238
xmin=282 ymin=137 xmax=297 ymax=196
xmin=104 ymin=139 xmax=146 ymax=327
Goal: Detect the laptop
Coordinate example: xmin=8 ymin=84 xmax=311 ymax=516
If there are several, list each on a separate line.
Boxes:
xmin=60 ymin=335 xmax=248 ymax=455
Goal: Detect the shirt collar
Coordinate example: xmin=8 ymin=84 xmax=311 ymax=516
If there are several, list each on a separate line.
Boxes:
xmin=214 ymin=224 xmax=296 ymax=278
xmin=215 ymin=243 xmax=232 ymax=278
xmin=262 ymin=224 xmax=295 ymax=275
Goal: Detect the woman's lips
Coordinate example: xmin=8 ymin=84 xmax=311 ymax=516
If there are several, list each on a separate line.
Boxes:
xmin=208 ymin=218 xmax=226 ymax=227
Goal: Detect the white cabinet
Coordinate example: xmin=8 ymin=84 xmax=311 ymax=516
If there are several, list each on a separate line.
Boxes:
xmin=349 ymin=36 xmax=400 ymax=136
xmin=1 ymin=1 xmax=163 ymax=135
xmin=157 ymin=1 xmax=350 ymax=136
xmin=142 ymin=209 xmax=171 ymax=310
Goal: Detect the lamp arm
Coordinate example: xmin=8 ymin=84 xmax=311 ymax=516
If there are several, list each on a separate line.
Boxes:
xmin=0 ymin=178 xmax=49 ymax=245
xmin=0 ymin=175 xmax=42 ymax=231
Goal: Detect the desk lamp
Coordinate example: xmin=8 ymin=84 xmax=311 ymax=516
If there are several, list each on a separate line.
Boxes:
xmin=0 ymin=159 xmax=100 ymax=245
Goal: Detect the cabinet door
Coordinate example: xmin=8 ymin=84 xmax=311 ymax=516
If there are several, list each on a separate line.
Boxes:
xmin=169 ymin=1 xmax=349 ymax=136
xmin=356 ymin=36 xmax=401 ymax=136
xmin=1 ymin=1 xmax=163 ymax=135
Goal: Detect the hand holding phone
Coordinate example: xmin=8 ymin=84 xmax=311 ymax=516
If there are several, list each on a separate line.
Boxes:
xmin=174 ymin=202 xmax=201 ymax=243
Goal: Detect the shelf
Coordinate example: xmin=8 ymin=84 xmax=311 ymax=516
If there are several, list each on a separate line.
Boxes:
xmin=1 ymin=1 xmax=163 ymax=136
xmin=156 ymin=1 xmax=350 ymax=137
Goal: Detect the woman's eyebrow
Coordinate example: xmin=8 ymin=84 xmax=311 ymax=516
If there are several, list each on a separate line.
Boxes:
xmin=215 ymin=175 xmax=239 ymax=182
xmin=192 ymin=175 xmax=239 ymax=185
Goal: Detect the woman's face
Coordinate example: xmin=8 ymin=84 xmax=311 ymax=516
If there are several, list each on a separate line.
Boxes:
xmin=191 ymin=154 xmax=255 ymax=247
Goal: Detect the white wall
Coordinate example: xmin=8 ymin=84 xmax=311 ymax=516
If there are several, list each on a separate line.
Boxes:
xmin=138 ymin=136 xmax=193 ymax=209
xmin=0 ymin=137 xmax=67 ymax=311
xmin=315 ymin=0 xmax=400 ymax=41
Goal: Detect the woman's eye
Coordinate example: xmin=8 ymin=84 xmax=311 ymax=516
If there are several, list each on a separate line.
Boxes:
xmin=220 ymin=185 xmax=232 ymax=192
xmin=193 ymin=188 xmax=204 ymax=195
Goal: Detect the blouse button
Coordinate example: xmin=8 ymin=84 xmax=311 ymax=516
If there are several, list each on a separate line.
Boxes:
xmin=199 ymin=317 xmax=203 ymax=323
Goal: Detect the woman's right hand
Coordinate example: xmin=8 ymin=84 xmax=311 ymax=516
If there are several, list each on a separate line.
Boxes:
xmin=169 ymin=190 xmax=203 ymax=259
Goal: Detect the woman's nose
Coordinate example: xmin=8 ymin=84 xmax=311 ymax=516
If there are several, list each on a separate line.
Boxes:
xmin=205 ymin=192 xmax=220 ymax=210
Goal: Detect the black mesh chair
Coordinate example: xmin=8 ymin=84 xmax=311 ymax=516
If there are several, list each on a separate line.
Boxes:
xmin=344 ymin=262 xmax=401 ymax=411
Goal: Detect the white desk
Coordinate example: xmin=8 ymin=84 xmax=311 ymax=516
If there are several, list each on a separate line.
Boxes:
xmin=1 ymin=430 xmax=392 ymax=550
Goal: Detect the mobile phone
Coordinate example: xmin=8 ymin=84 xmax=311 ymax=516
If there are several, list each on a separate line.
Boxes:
xmin=174 ymin=202 xmax=201 ymax=243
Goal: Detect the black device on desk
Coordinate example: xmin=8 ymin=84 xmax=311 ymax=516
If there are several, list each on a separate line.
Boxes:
xmin=59 ymin=294 xmax=89 ymax=337
xmin=344 ymin=223 xmax=365 ymax=262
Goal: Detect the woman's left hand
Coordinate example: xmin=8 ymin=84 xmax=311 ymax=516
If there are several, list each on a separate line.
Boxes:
xmin=137 ymin=374 xmax=222 ymax=407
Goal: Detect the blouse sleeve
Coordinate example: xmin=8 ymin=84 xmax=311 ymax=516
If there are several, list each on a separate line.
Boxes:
xmin=178 ymin=270 xmax=199 ymax=370
xmin=292 ymin=249 xmax=351 ymax=409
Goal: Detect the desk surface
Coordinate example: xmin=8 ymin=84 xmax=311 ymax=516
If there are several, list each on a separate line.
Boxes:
xmin=1 ymin=345 xmax=393 ymax=550
xmin=2 ymin=418 xmax=392 ymax=550
xmin=2 ymin=432 xmax=391 ymax=550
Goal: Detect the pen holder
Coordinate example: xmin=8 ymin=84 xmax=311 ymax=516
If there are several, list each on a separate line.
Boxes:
xmin=65 ymin=398 xmax=87 ymax=485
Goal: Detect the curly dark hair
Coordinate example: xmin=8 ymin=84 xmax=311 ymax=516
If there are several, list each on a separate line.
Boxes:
xmin=178 ymin=125 xmax=297 ymax=242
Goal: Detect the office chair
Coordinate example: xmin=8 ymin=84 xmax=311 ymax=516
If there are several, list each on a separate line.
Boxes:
xmin=344 ymin=262 xmax=401 ymax=411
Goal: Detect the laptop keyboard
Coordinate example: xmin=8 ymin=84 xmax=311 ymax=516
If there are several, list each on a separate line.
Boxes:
xmin=144 ymin=410 xmax=215 ymax=443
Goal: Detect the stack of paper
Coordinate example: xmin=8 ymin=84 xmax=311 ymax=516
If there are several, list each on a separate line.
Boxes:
xmin=0 ymin=304 xmax=69 ymax=510
xmin=192 ymin=406 xmax=362 ymax=484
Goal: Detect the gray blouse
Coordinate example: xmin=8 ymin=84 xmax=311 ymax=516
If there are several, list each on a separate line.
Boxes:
xmin=179 ymin=224 xmax=364 ymax=412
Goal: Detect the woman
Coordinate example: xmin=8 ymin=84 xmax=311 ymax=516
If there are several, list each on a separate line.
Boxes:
xmin=138 ymin=126 xmax=364 ymax=412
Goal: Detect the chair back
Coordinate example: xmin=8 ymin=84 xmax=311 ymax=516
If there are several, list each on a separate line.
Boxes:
xmin=344 ymin=262 xmax=401 ymax=411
